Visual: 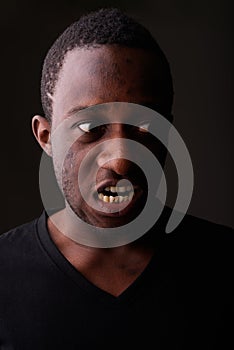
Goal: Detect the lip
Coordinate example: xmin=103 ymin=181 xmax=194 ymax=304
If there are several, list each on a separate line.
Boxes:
xmin=92 ymin=184 xmax=145 ymax=217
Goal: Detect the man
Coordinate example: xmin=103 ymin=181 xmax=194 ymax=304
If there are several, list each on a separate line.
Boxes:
xmin=0 ymin=8 xmax=233 ymax=349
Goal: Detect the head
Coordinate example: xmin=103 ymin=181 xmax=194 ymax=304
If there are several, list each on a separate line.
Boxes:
xmin=32 ymin=8 xmax=174 ymax=229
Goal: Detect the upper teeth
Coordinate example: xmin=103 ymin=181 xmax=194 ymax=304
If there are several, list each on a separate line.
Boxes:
xmin=97 ymin=185 xmax=134 ymax=203
xmin=104 ymin=186 xmax=132 ymax=193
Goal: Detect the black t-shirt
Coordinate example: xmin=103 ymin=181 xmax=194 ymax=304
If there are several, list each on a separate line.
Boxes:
xmin=0 ymin=210 xmax=233 ymax=349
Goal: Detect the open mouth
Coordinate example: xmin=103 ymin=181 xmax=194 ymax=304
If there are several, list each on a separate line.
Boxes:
xmin=91 ymin=179 xmax=147 ymax=219
xmin=97 ymin=185 xmax=134 ymax=203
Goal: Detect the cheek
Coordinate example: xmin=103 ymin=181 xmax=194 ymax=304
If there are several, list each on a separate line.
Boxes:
xmin=142 ymin=136 xmax=167 ymax=167
xmin=62 ymin=146 xmax=82 ymax=190
xmin=61 ymin=143 xmax=96 ymax=192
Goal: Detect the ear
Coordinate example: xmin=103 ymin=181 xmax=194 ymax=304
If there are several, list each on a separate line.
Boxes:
xmin=32 ymin=115 xmax=52 ymax=157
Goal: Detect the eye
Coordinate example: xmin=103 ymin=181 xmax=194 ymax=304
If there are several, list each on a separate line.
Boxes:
xmin=137 ymin=121 xmax=151 ymax=133
xmin=71 ymin=119 xmax=107 ymax=143
xmin=71 ymin=120 xmax=105 ymax=133
xmin=76 ymin=121 xmax=96 ymax=133
xmin=77 ymin=122 xmax=95 ymax=132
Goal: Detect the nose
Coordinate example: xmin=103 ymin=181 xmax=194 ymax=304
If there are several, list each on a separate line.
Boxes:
xmin=96 ymin=125 xmax=135 ymax=176
xmin=102 ymin=156 xmax=133 ymax=176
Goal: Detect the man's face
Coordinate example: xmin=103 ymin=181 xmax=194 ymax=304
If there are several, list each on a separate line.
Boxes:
xmin=51 ymin=45 xmax=170 ymax=228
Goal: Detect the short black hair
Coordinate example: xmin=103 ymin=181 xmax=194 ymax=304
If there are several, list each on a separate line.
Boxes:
xmin=41 ymin=7 xmax=174 ymax=121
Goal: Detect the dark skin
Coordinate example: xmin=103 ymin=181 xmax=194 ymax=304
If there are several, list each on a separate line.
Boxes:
xmin=32 ymin=45 xmax=171 ymax=297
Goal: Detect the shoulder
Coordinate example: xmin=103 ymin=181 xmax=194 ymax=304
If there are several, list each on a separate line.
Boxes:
xmin=175 ymin=212 xmax=234 ymax=247
xmin=164 ymin=212 xmax=234 ymax=279
xmin=160 ymin=205 xmax=234 ymax=242
xmin=0 ymin=218 xmax=36 ymax=239
xmin=0 ymin=218 xmax=37 ymax=246
xmin=0 ymin=213 xmax=45 ymax=264
xmin=157 ymin=205 xmax=233 ymax=247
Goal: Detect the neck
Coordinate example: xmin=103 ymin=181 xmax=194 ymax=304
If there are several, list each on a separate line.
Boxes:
xmin=47 ymin=208 xmax=156 ymax=296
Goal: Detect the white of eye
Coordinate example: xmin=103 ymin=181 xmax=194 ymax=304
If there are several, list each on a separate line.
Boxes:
xmin=77 ymin=122 xmax=93 ymax=132
xmin=138 ymin=122 xmax=150 ymax=132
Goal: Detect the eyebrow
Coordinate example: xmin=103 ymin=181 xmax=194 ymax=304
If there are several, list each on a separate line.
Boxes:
xmin=66 ymin=101 xmax=162 ymax=118
xmin=66 ymin=105 xmax=91 ymax=117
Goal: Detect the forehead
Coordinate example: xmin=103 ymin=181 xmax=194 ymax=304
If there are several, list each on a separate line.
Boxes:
xmin=52 ymin=45 xmax=168 ymax=126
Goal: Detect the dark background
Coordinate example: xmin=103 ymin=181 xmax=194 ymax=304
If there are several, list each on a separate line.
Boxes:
xmin=1 ymin=0 xmax=233 ymax=232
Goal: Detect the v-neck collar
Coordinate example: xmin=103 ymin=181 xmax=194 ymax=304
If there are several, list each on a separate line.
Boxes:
xmin=35 ymin=209 xmax=169 ymax=306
